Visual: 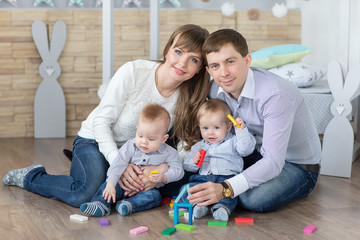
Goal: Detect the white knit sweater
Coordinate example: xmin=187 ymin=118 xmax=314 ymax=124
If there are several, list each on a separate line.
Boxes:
xmin=78 ymin=60 xmax=179 ymax=165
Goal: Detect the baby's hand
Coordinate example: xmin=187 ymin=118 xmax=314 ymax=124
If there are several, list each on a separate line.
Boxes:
xmin=193 ymin=152 xmax=201 ymax=164
xmin=102 ymin=182 xmax=116 ymax=203
xmin=149 ymin=172 xmax=167 ymax=184
xmin=235 ymin=118 xmax=245 ymax=130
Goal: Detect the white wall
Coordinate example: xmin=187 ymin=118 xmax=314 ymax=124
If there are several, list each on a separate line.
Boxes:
xmin=301 ymin=0 xmax=360 ymax=72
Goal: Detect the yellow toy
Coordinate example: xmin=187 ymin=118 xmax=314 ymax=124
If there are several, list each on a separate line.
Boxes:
xmin=227 ymin=114 xmax=241 ymax=128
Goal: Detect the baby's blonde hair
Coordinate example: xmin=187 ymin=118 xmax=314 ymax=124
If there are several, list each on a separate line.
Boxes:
xmin=139 ymin=103 xmax=170 ymax=134
xmin=197 ymin=99 xmax=231 ymax=124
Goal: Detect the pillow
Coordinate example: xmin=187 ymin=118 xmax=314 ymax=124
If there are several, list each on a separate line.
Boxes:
xmin=250 ymin=44 xmax=312 ymax=69
xmin=268 ymin=62 xmax=326 ymax=88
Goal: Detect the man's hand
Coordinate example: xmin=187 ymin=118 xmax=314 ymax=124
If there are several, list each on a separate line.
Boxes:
xmin=187 ymin=182 xmax=224 ymax=206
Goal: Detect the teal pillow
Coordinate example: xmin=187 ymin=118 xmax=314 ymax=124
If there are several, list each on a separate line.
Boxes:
xmin=250 ymin=44 xmax=312 ymax=70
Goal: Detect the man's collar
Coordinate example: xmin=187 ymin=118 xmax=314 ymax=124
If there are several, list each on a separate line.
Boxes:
xmin=217 ymin=68 xmax=255 ymax=101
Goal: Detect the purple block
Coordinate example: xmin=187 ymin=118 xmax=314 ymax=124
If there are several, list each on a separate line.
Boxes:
xmin=99 ymin=218 xmax=109 ymax=226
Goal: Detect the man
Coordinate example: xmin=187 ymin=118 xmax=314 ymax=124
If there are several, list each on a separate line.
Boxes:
xmin=187 ymin=29 xmax=321 ymax=213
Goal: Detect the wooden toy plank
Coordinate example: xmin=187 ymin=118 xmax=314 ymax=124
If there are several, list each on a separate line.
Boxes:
xmin=208 ymin=220 xmax=228 ymax=226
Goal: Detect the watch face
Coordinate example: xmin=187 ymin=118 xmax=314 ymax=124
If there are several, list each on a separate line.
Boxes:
xmin=224 ymin=188 xmax=232 ymax=198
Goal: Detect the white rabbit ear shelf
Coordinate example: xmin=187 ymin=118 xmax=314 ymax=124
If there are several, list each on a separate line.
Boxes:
xmin=32 ymin=20 xmax=66 ymax=138
xmin=321 ymin=61 xmax=360 ymax=178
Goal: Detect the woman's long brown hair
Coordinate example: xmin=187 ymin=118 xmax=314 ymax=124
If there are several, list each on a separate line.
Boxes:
xmin=161 ymin=24 xmax=210 ymax=150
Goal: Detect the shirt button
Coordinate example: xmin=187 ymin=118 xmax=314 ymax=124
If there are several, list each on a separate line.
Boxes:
xmin=143 ymin=159 xmax=146 ymax=162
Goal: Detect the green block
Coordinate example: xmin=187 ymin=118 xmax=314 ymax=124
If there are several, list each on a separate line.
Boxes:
xmin=170 ymin=210 xmax=187 ymax=217
xmin=175 ymin=223 xmax=196 ymax=231
xmin=161 ymin=227 xmax=176 ymax=235
xmin=208 ymin=220 xmax=228 ymax=226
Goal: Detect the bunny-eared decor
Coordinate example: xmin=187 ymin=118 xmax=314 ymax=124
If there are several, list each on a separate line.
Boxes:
xmin=321 ymin=60 xmax=360 ymax=178
xmin=32 ymin=20 xmax=66 ymax=138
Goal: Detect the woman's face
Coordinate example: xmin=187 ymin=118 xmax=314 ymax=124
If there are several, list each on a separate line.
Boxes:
xmin=163 ymin=35 xmax=203 ymax=83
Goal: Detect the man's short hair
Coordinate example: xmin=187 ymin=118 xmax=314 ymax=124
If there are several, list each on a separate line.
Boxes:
xmin=202 ymin=29 xmax=249 ymax=65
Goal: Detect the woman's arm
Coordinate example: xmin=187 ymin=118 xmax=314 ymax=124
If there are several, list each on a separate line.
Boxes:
xmin=93 ymin=62 xmax=135 ymax=165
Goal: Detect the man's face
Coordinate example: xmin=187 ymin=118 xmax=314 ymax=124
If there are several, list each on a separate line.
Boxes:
xmin=206 ymin=44 xmax=251 ymax=100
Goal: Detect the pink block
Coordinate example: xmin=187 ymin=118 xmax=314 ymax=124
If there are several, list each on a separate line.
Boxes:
xmin=130 ymin=226 xmax=149 ymax=234
xmin=169 ymin=208 xmax=187 ymax=214
xmin=303 ymin=225 xmax=317 ymax=234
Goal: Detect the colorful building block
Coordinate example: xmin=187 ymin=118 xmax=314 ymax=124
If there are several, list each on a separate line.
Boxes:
xmin=169 ymin=208 xmax=186 ymax=214
xmin=227 ymin=114 xmax=241 ymax=128
xmin=235 ymin=218 xmax=254 ymax=224
xmin=129 ymin=226 xmax=148 ymax=234
xmin=174 ymin=184 xmax=189 ymax=204
xmin=184 ymin=212 xmax=194 ymax=222
xmin=175 ymin=223 xmax=196 ymax=231
xmin=173 ymin=202 xmax=193 ymax=225
xmin=99 ymin=218 xmax=109 ymax=226
xmin=303 ymin=225 xmax=317 ymax=234
xmin=196 ymin=149 xmax=207 ymax=167
xmin=208 ymin=220 xmax=228 ymax=226
xmin=161 ymin=227 xmax=176 ymax=235
xmin=170 ymin=209 xmax=187 ymax=217
xmin=161 ymin=197 xmax=171 ymax=205
xmin=150 ymin=170 xmax=159 ymax=174
xmin=70 ymin=214 xmax=88 ymax=222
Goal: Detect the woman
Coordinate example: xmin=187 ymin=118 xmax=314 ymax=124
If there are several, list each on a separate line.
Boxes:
xmin=2 ymin=24 xmax=210 ymax=207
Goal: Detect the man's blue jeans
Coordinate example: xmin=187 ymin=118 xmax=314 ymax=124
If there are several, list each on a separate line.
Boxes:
xmin=91 ymin=181 xmax=162 ymax=214
xmin=23 ymin=136 xmax=109 ymax=207
xmin=239 ymin=161 xmax=318 ymax=213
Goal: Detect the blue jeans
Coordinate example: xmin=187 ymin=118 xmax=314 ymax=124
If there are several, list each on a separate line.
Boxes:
xmin=23 ymin=136 xmax=109 ymax=207
xmin=180 ymin=174 xmax=238 ymax=215
xmin=92 ymin=182 xmax=162 ymax=214
xmin=239 ymin=161 xmax=318 ymax=213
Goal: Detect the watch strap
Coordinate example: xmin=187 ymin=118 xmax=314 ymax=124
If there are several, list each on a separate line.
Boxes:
xmin=220 ymin=181 xmax=229 ymax=189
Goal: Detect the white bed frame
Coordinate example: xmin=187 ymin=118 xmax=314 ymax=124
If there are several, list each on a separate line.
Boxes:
xmin=100 ymin=0 xmax=360 ymax=178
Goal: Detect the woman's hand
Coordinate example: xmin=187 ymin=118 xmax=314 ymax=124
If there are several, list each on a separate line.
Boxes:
xmin=118 ymin=164 xmax=144 ymax=193
xmin=123 ymin=163 xmax=169 ymax=196
xmin=187 ymin=182 xmax=224 ymax=206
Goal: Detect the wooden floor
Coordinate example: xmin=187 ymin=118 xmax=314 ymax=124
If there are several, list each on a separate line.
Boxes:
xmin=1 ymin=138 xmax=359 ymax=240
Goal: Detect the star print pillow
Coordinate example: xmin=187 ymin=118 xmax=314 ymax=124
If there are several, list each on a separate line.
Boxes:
xmin=268 ymin=62 xmax=326 ymax=88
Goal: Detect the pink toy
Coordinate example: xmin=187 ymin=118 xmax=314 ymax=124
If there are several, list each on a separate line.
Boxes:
xmin=130 ymin=226 xmax=148 ymax=234
xmin=169 ymin=208 xmax=186 ymax=214
xmin=303 ymin=225 xmax=317 ymax=234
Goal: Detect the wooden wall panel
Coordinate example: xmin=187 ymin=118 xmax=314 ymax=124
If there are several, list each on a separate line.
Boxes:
xmin=0 ymin=9 xmax=300 ymax=137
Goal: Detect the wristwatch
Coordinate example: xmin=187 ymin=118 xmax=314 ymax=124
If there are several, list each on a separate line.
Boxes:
xmin=220 ymin=181 xmax=232 ymax=199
